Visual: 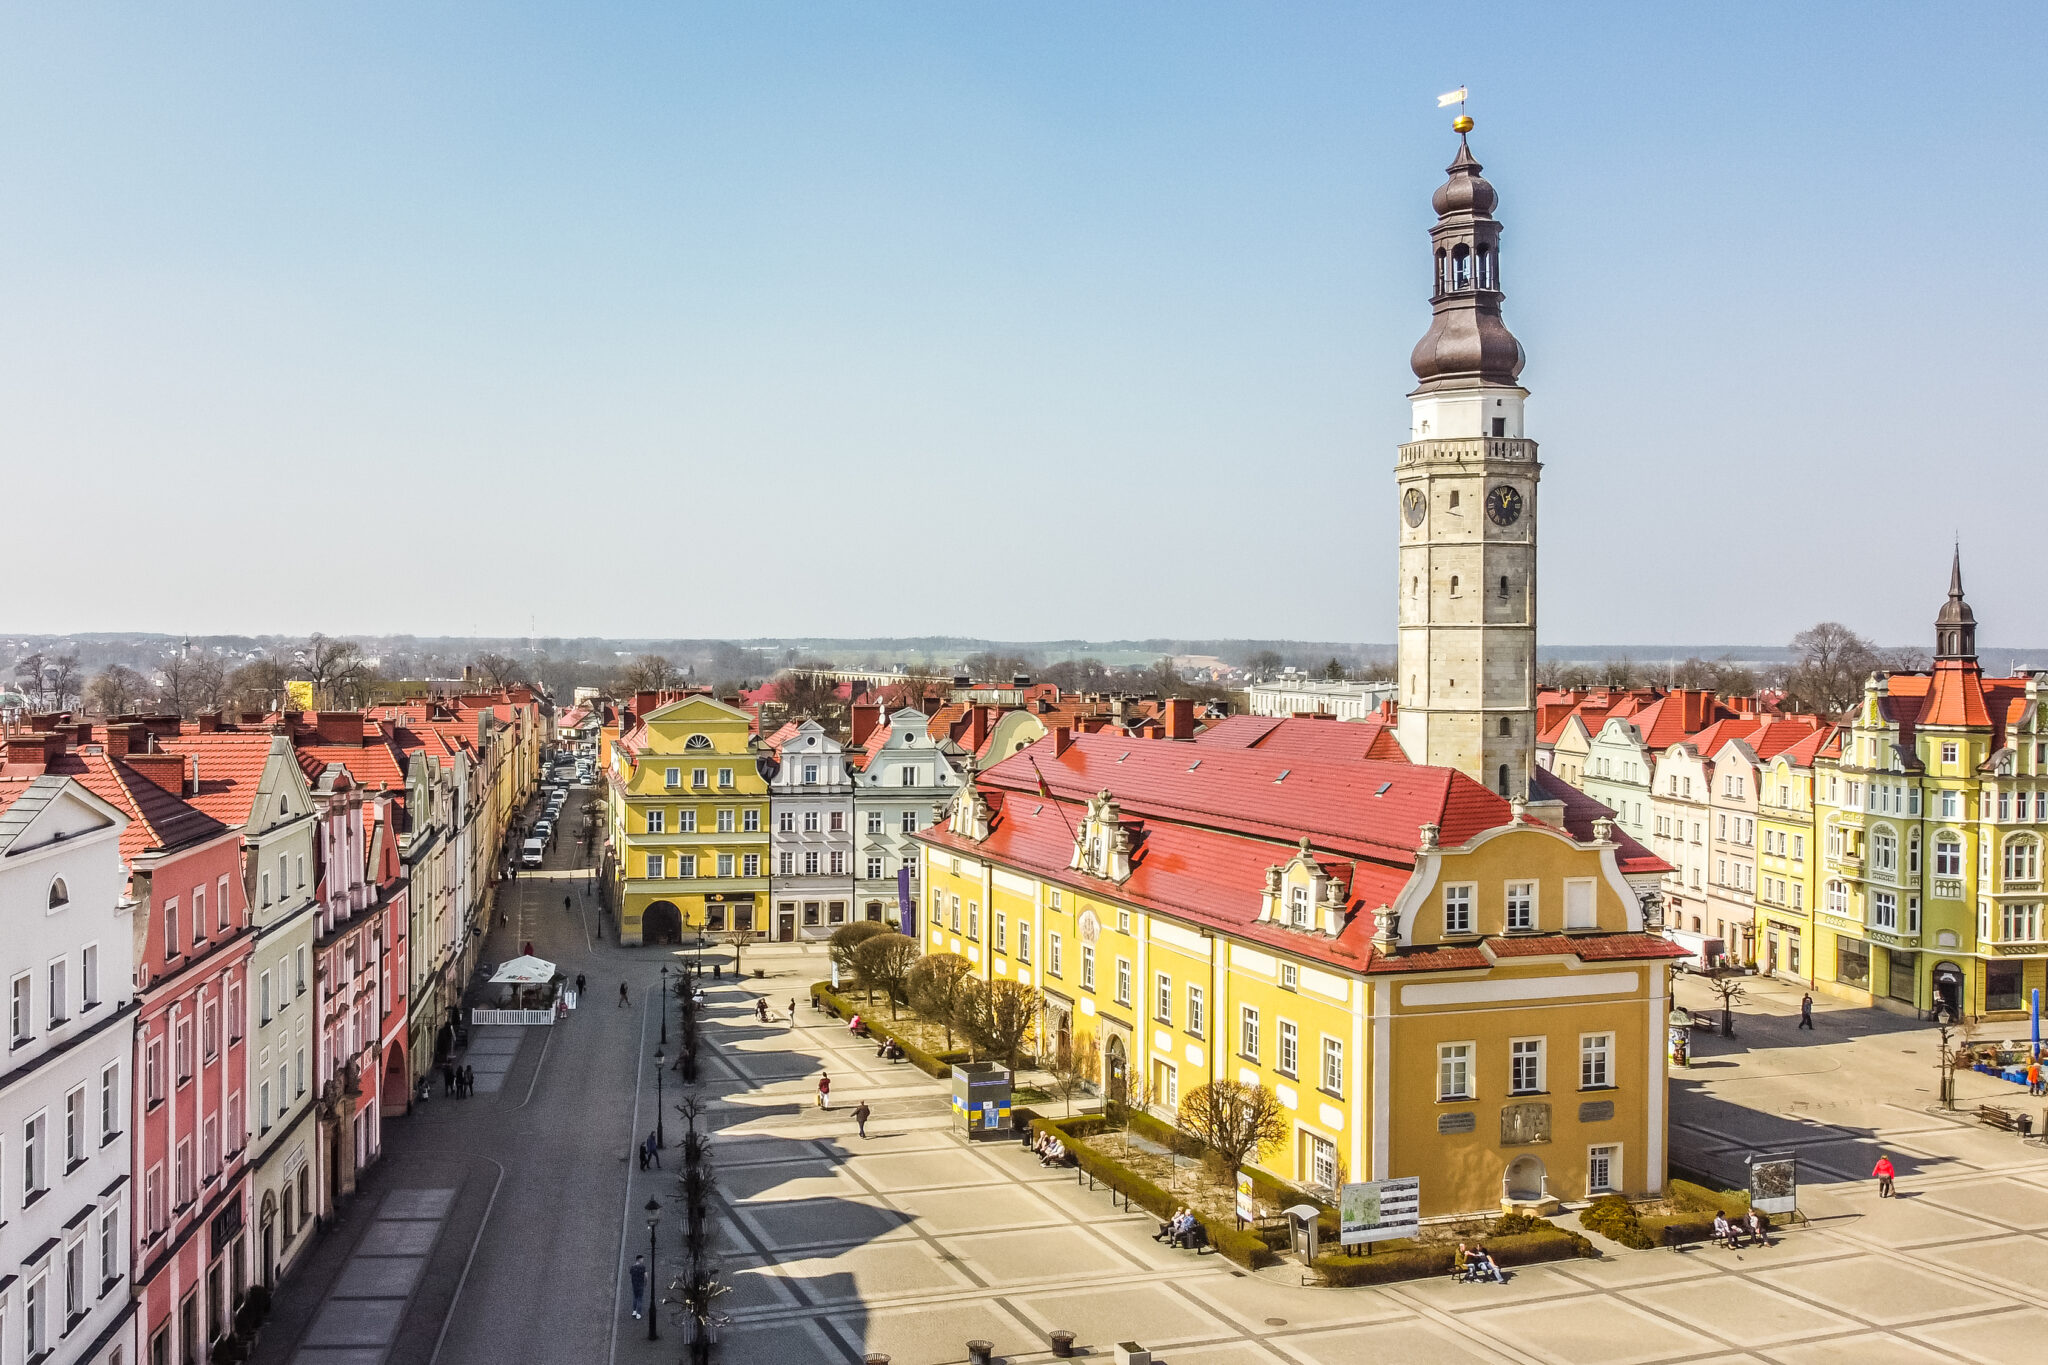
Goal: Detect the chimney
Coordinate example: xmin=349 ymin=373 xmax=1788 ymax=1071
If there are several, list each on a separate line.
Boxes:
xmin=918 ymin=693 xmax=941 ymax=718
xmin=196 ymin=711 xmax=221 ymax=734
xmin=240 ymin=711 xmax=266 ymax=726
xmin=4 ymin=732 xmax=56 ymax=776
xmin=633 ymin=691 xmax=661 ymax=718
xmin=142 ymin=714 xmax=182 ymax=740
xmin=849 ymin=703 xmax=881 ymax=750
xmin=1012 ymin=673 xmax=1032 ymax=687
xmin=1052 ymin=725 xmax=1073 ymax=757
xmin=104 ymin=723 xmax=144 ymax=760
xmin=966 ymin=706 xmax=991 ymax=754
xmin=315 ymin=711 xmax=362 ymax=745
xmin=124 ymin=752 xmax=186 ymax=797
xmin=1164 ymin=698 xmax=1196 ymax=741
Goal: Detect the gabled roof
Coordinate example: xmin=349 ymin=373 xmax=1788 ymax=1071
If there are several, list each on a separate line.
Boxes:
xmin=155 ymin=731 xmax=288 ymax=827
xmin=0 ymin=775 xmax=125 ymax=855
xmin=1193 ymin=714 xmax=1409 ymax=763
xmin=1527 ymin=767 xmax=1669 ymax=879
xmin=42 ymin=751 xmax=226 ymax=863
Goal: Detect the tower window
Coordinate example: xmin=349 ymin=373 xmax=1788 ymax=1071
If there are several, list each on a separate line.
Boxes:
xmin=1448 ymin=575 xmax=1460 ymax=596
xmin=1448 ymin=490 xmax=1460 ymax=510
xmin=1411 ymin=576 xmax=1419 ymax=598
xmin=1499 ymin=575 xmax=1510 ymax=601
xmin=1434 ymin=247 xmax=1446 ymax=293
xmin=1491 ymin=417 xmax=1506 ymax=437
xmin=1499 ymin=717 xmax=1512 ymax=737
xmin=1477 ymin=245 xmax=1494 ymax=288
xmin=1450 ymin=244 xmax=1471 ymax=290
xmin=1498 ymin=764 xmax=1510 ymax=796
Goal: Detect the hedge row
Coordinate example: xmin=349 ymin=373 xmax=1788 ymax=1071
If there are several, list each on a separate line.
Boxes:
xmin=1117 ymin=1106 xmax=1335 ymax=1230
xmin=1580 ymin=1180 xmax=1757 ymax=1248
xmin=811 ymin=982 xmax=969 ymax=1080
xmin=1031 ymin=1117 xmax=1277 ymax=1271
xmin=1312 ymin=1222 xmax=1594 ymax=1287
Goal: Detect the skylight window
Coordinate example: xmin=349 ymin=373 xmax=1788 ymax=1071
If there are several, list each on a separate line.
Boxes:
xmin=1188 ymin=760 xmax=1201 ymax=771
xmin=1376 ymin=782 xmax=1392 ymax=796
xmin=1275 ymin=769 xmax=1291 ymax=783
xmin=1118 ymin=752 xmax=1129 ymax=763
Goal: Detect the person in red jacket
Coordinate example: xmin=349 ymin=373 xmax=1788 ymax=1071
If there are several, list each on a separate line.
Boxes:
xmin=817 ymin=1071 xmax=831 ymax=1110
xmin=1873 ymin=1154 xmax=1896 ymax=1198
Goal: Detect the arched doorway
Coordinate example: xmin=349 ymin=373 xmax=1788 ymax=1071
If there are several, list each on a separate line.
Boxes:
xmin=1503 ymin=1154 xmax=1547 ymax=1203
xmin=1104 ymin=1034 xmax=1128 ymax=1103
xmin=642 ymin=901 xmax=683 ymax=946
xmin=1933 ymin=962 xmax=1965 ymax=1021
xmin=381 ymin=1044 xmax=409 ymax=1117
xmin=259 ymin=1192 xmax=278 ymax=1289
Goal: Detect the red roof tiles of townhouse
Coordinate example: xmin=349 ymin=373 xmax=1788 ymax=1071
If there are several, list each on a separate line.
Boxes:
xmin=981 ymin=731 xmax=1510 ymax=864
xmin=1776 ymin=724 xmax=1838 ymax=768
xmin=1194 ymin=715 xmax=1410 ymax=764
xmin=1919 ymin=662 xmax=1992 ymax=730
xmin=155 ymin=732 xmax=278 ymax=827
xmin=1526 ymin=767 xmax=1671 ymax=879
xmin=760 ymin=722 xmax=802 ymax=755
xmin=35 ymin=751 xmax=228 ymax=862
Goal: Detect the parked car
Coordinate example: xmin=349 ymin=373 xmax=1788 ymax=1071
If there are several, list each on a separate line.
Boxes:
xmin=520 ymin=838 xmax=545 ymax=868
xmin=1664 ymin=930 xmax=1727 ymax=973
xmin=533 ymin=818 xmax=555 ymax=841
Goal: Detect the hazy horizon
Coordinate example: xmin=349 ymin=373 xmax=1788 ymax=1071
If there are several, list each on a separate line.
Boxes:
xmin=4 ymin=6 xmax=2041 ymax=646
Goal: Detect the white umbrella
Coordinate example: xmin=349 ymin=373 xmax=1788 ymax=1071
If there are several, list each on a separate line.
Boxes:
xmin=490 ymin=955 xmax=558 ymax=985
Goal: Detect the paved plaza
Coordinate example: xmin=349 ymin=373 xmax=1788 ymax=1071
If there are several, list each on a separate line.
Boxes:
xmin=251 ymin=799 xmax=2048 ymax=1365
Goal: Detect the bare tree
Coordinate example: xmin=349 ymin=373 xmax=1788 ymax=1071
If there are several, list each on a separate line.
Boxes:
xmin=11 ymin=653 xmax=45 ymax=707
xmin=1176 ymin=1079 xmax=1289 ymax=1181
xmin=905 ymin=952 xmax=974 ymax=1050
xmin=1784 ymin=622 xmax=1880 ymax=715
xmin=303 ymin=635 xmax=376 ymax=708
xmin=828 ymin=922 xmax=894 ymax=1004
xmin=1047 ymin=1029 xmax=1101 ymax=1117
xmin=226 ymin=657 xmax=289 ymax=715
xmin=771 ymin=670 xmax=844 ymax=734
xmin=1703 ymin=971 xmax=1748 ymax=1038
xmin=471 ymin=652 xmax=527 ymax=690
xmin=46 ymin=654 xmax=81 ymax=711
xmin=953 ymin=977 xmax=1039 ymax=1069
xmin=160 ymin=653 xmax=226 ymax=717
xmin=851 ymin=933 xmax=920 ymax=1019
xmin=620 ymin=654 xmax=684 ymax=693
xmin=1107 ymin=1072 xmax=1156 ymax=1156
xmin=85 ymin=666 xmax=150 ymax=717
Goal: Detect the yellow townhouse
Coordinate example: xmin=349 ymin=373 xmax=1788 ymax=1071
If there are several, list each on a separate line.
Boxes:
xmin=915 ymin=724 xmax=1683 ymax=1216
xmin=606 ymin=692 xmax=771 ymax=945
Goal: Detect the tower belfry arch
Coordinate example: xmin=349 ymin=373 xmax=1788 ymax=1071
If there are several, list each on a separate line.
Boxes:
xmin=1394 ymin=117 xmax=1539 ymax=797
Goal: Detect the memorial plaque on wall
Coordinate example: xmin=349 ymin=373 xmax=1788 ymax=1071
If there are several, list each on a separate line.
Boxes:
xmin=1437 ymin=1111 xmax=1476 ymax=1135
xmin=1578 ymin=1100 xmax=1615 ymax=1123
xmin=1500 ymin=1102 xmax=1552 ymax=1146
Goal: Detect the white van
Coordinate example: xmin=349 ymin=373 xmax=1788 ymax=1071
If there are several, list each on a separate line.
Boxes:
xmin=1665 ymin=930 xmax=1726 ymax=973
xmin=520 ymin=838 xmax=546 ymax=869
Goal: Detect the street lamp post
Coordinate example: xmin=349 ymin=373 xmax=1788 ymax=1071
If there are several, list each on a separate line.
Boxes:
xmin=655 ymin=1047 xmax=666 ymax=1148
xmin=645 ymin=1197 xmax=662 ymax=1341
xmin=660 ymin=964 xmax=670 ymax=1045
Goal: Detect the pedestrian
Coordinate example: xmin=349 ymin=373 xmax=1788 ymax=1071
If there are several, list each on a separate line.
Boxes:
xmin=788 ymin=997 xmax=797 ymax=1024
xmin=1798 ymin=993 xmax=1814 ymax=1029
xmin=2031 ymin=1058 xmax=2042 ymax=1098
xmin=1873 ymin=1154 xmax=1896 ymax=1198
xmin=523 ymin=940 xmax=533 ymax=958
xmin=576 ymin=973 xmax=587 ymax=997
xmin=564 ymin=894 xmax=572 ymax=914
xmin=499 ymin=910 xmax=509 ymax=926
xmin=637 ymin=1136 xmax=649 ymax=1170
xmin=817 ymin=1072 xmax=831 ymax=1110
xmin=646 ymin=1130 xmax=662 ymax=1169
xmin=853 ymin=1101 xmax=871 ymax=1139
xmin=462 ymin=1064 xmax=474 ymax=1096
xmin=442 ymin=1061 xmax=456 ymax=1096
xmin=629 ymin=1254 xmax=647 ymax=1320
xmin=619 ymin=981 xmax=629 ymax=1007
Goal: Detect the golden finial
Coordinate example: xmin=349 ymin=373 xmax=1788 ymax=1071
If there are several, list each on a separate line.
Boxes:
xmin=1452 ymin=113 xmax=1474 ymax=134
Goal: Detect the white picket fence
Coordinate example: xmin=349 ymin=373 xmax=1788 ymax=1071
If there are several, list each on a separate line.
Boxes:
xmin=470 ymin=1008 xmax=556 ymax=1026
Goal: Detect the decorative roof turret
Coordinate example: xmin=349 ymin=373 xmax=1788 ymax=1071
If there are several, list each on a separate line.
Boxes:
xmin=1935 ymin=546 xmax=1977 ymax=662
xmin=1409 ymin=120 xmax=1526 ymax=392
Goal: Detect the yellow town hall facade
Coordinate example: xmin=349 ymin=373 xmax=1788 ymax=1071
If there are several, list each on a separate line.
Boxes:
xmin=917 ymin=124 xmax=1682 ymax=1217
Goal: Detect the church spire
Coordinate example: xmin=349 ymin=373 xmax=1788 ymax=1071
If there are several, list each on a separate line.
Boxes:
xmin=1934 ymin=546 xmax=1977 ymax=661
xmin=1410 ymin=122 xmax=1526 ymax=392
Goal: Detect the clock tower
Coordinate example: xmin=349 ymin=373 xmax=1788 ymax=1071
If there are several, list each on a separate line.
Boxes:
xmin=1394 ymin=121 xmax=1539 ymax=797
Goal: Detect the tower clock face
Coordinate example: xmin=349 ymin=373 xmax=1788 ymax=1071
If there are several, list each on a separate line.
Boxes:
xmin=1485 ymin=485 xmax=1523 ymax=526
xmin=1402 ymin=488 xmax=1427 ymax=527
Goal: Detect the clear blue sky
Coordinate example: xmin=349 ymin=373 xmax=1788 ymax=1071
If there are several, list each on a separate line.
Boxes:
xmin=3 ymin=4 xmax=2040 ymax=648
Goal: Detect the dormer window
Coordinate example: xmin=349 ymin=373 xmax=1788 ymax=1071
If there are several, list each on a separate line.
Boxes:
xmin=684 ymin=735 xmax=712 ymax=750
xmin=1289 ymin=885 xmax=1310 ymax=928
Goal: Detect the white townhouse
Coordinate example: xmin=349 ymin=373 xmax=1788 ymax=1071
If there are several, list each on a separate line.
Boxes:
xmin=0 ymin=776 xmax=139 ymax=1364
xmin=850 ymin=709 xmax=963 ymax=931
xmin=765 ymin=722 xmax=857 ymax=941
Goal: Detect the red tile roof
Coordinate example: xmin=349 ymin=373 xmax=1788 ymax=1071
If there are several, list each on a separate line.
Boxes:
xmin=1527 ymin=767 xmax=1670 ymax=878
xmin=6 ymin=751 xmax=228 ymax=863
xmin=1194 ymin=714 xmax=1409 ymax=763
xmin=155 ymin=732 xmax=278 ymax=827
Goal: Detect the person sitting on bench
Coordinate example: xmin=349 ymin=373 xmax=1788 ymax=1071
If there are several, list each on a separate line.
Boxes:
xmin=1473 ymin=1246 xmax=1505 ymax=1282
xmin=1713 ymin=1210 xmax=1741 ymax=1249
xmin=1155 ymin=1207 xmax=1186 ymax=1242
xmin=1743 ymin=1209 xmax=1768 ymax=1247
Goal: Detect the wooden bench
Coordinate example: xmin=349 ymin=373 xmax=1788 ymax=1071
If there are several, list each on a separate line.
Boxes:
xmin=1977 ymin=1105 xmax=2031 ymax=1134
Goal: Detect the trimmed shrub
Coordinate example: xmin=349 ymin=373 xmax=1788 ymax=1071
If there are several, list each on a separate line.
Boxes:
xmin=1668 ymin=1177 xmax=1750 ymax=1218
xmin=1488 ymin=1227 xmax=1596 ymax=1265
xmin=1489 ymin=1211 xmax=1548 ymax=1237
xmin=812 ymin=981 xmax=968 ymax=1080
xmin=1313 ymin=1223 xmax=1590 ymax=1287
xmin=1640 ymin=1212 xmax=1721 ymax=1246
xmin=1579 ymin=1195 xmax=1654 ymax=1249
xmin=1030 ymin=1116 xmax=1278 ymax=1270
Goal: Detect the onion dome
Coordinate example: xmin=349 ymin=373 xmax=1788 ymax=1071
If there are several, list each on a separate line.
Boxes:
xmin=1410 ymin=126 xmax=1525 ymax=391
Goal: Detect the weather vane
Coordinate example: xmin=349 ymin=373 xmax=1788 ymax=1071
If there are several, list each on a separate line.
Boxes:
xmin=1437 ymin=85 xmax=1472 ymax=134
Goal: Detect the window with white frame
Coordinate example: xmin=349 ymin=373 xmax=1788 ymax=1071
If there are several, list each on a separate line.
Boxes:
xmin=1288 ymin=885 xmax=1310 ymax=928
xmin=1505 ymin=881 xmax=1535 ymax=931
xmin=1941 ymin=742 xmax=1959 ymax=765
xmin=1280 ymin=962 xmax=1299 ymax=990
xmin=1580 ymin=1033 xmax=1613 ymax=1089
xmin=1186 ymin=983 xmax=1203 ymax=1036
xmin=1510 ymin=1038 xmax=1544 ymax=1094
xmin=993 ymin=912 xmax=1006 ymax=953
xmin=81 ymin=944 xmax=98 ymax=1008
xmin=778 ymin=852 xmax=793 ymax=877
xmin=690 ymin=767 xmax=707 ymax=788
xmin=717 ymin=808 xmax=734 ymax=833
xmin=900 ymin=809 xmax=919 ymax=833
xmin=1443 ymin=884 xmax=1475 ymax=935
xmin=1277 ymin=1020 xmax=1298 ymax=1076
xmin=645 ymin=853 xmax=665 ymax=879
xmin=666 ymin=767 xmax=681 ymax=788
xmin=1308 ymin=1133 xmax=1338 ymax=1190
xmin=678 ymin=855 xmax=697 ymax=878
xmin=1872 ymin=827 xmax=1896 ymax=873
xmin=1321 ymin=1036 xmax=1343 ymax=1094
xmin=1080 ymin=946 xmax=1094 ymax=989
xmin=1437 ymin=1042 xmax=1473 ymax=1100
xmin=676 ymin=808 xmax=696 ymax=832
xmin=23 ymin=1112 xmax=45 ymax=1196
xmin=802 ymin=809 xmax=819 ymax=833
xmin=1017 ymin=921 xmax=1031 ymax=963
xmin=646 ymin=809 xmax=665 ymax=833
xmin=1047 ymin=932 xmax=1062 ymax=976
xmin=2003 ymin=902 xmax=2041 ymax=942
xmin=1588 ymin=1144 xmax=1619 ymax=1194
xmin=866 ymin=810 xmax=883 ymax=834
xmin=1873 ymin=890 xmax=1897 ymax=930
xmin=1115 ymin=957 xmax=1131 ymax=1005
xmin=1154 ymin=972 xmax=1171 ymax=1022
xmin=2005 ymin=837 xmax=2040 ymax=882
xmin=865 ymin=856 xmax=883 ymax=880
xmin=717 ymin=767 xmax=733 ymax=787
xmin=101 ymin=1062 xmax=119 ymax=1139
xmin=1240 ymin=1005 xmax=1260 ymax=1060
xmin=717 ymin=854 xmax=734 ymax=877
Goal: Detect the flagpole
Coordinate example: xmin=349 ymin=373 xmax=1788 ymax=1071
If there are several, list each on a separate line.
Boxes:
xmin=1027 ymin=754 xmax=1079 ymax=846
